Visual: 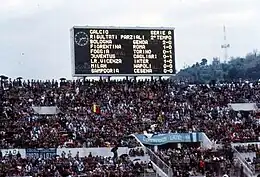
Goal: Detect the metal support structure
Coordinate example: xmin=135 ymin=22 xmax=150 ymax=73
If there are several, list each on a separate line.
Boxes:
xmin=221 ymin=25 xmax=230 ymax=61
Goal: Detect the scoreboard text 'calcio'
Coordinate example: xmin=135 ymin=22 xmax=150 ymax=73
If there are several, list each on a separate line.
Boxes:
xmin=70 ymin=26 xmax=175 ymax=76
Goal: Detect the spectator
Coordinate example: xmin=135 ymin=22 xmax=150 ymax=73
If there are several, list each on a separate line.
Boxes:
xmin=129 ymin=148 xmax=145 ymax=157
xmin=1 ymin=79 xmax=259 ymax=148
xmin=0 ymin=153 xmax=151 ymax=177
xmin=1 ymin=78 xmax=260 ymax=176
xmin=156 ymin=146 xmax=233 ymax=176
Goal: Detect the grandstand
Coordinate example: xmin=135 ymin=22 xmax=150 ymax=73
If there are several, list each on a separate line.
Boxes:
xmin=0 ymin=26 xmax=260 ymax=177
xmin=0 ymin=76 xmax=260 ymax=176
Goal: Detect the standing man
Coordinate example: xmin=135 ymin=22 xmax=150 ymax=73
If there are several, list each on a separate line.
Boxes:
xmin=240 ymin=164 xmax=244 ymax=177
xmin=111 ymin=144 xmax=119 ymax=165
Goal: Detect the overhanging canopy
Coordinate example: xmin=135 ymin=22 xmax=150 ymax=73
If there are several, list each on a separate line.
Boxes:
xmin=32 ymin=106 xmax=61 ymax=115
xmin=228 ymin=103 xmax=258 ymax=112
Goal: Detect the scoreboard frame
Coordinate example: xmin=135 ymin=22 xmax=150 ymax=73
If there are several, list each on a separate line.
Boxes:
xmin=70 ymin=26 xmax=175 ymax=77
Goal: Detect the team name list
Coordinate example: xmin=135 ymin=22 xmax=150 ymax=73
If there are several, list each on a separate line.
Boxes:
xmin=89 ymin=29 xmax=173 ymax=74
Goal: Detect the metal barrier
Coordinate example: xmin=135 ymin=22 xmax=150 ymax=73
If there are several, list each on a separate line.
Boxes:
xmin=130 ymin=134 xmax=169 ymax=177
xmin=147 ymin=148 xmax=173 ymax=177
xmin=142 ymin=163 xmax=159 ymax=177
xmin=233 ymin=147 xmax=255 ymax=177
xmin=144 ymin=172 xmax=158 ymax=177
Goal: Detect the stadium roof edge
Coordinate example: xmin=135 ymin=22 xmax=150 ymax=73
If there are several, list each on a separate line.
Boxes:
xmin=71 ymin=26 xmax=175 ymax=30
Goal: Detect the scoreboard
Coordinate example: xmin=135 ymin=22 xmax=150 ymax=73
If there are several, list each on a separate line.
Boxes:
xmin=71 ymin=26 xmax=175 ymax=76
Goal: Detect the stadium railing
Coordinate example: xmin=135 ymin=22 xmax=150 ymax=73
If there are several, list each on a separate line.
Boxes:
xmin=130 ymin=134 xmax=172 ymax=177
xmin=233 ymin=147 xmax=255 ymax=177
xmin=146 ymin=148 xmax=173 ymax=177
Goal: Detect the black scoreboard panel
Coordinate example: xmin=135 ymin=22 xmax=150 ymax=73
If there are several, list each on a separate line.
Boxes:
xmin=71 ymin=26 xmax=175 ymax=76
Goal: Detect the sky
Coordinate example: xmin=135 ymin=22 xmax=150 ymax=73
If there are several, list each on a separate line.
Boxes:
xmin=0 ymin=0 xmax=260 ymax=80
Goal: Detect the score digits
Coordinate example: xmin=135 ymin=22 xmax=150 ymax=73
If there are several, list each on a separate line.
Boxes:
xmin=73 ymin=27 xmax=175 ymax=75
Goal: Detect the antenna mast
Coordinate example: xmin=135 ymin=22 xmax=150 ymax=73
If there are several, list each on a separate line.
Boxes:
xmin=221 ymin=25 xmax=230 ymax=61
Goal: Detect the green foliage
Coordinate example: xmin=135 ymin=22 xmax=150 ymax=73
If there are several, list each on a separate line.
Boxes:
xmin=175 ymin=50 xmax=260 ymax=83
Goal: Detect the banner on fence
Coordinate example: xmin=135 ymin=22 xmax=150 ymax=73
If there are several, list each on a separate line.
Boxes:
xmin=1 ymin=149 xmax=26 ymax=158
xmin=26 ymin=148 xmax=57 ymax=159
xmin=135 ymin=132 xmax=202 ymax=145
xmin=1 ymin=147 xmax=141 ymax=159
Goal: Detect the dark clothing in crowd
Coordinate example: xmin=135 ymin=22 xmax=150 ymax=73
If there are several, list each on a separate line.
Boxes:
xmin=0 ymin=154 xmax=148 ymax=177
xmin=0 ymin=79 xmax=260 ymax=176
xmin=1 ymin=80 xmax=259 ymax=149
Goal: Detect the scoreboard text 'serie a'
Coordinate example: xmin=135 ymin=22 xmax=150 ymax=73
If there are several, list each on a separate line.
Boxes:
xmin=71 ymin=26 xmax=175 ymax=76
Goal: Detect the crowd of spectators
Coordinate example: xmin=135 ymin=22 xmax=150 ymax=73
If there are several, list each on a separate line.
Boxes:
xmin=155 ymin=145 xmax=235 ymax=177
xmin=0 ymin=79 xmax=260 ymax=149
xmin=0 ymin=150 xmax=152 ymax=177
xmin=128 ymin=148 xmax=145 ymax=157
xmin=234 ymin=144 xmax=259 ymax=153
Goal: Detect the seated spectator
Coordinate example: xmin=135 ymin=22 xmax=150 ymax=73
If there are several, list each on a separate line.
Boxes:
xmin=129 ymin=148 xmax=145 ymax=157
xmin=0 ymin=79 xmax=259 ymax=149
xmin=0 ymin=151 xmax=152 ymax=177
xmin=156 ymin=146 xmax=233 ymax=177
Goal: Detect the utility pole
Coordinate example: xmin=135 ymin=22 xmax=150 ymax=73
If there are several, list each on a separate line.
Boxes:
xmin=221 ymin=25 xmax=230 ymax=62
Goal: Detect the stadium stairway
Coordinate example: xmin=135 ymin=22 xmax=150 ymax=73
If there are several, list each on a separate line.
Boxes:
xmin=131 ymin=134 xmax=172 ymax=177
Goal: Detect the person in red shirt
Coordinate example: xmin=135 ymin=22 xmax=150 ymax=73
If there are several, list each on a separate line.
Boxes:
xmin=199 ymin=159 xmax=205 ymax=175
